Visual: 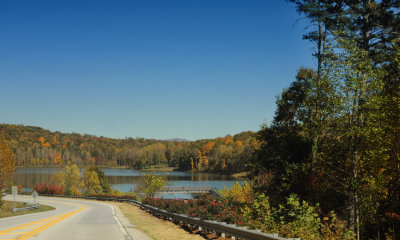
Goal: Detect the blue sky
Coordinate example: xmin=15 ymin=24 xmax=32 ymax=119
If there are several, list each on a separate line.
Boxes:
xmin=0 ymin=0 xmax=314 ymax=140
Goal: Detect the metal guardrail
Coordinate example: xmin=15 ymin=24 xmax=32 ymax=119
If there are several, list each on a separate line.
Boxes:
xmin=13 ymin=204 xmax=40 ymax=212
xmin=159 ymin=186 xmax=212 ymax=193
xmin=22 ymin=193 xmax=298 ymax=240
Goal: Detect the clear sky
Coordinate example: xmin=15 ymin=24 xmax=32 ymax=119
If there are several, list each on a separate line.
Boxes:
xmin=0 ymin=0 xmax=314 ymax=140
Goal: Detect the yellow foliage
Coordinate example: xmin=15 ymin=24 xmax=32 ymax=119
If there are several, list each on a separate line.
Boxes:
xmin=114 ymin=188 xmax=121 ymax=195
xmin=38 ymin=136 xmax=45 ymax=144
xmin=0 ymin=131 xmax=16 ymax=195
xmin=54 ymin=164 xmax=82 ymax=194
xmin=53 ymin=153 xmax=62 ymax=165
xmin=190 ymin=157 xmax=194 ymax=170
xmin=221 ymin=159 xmax=227 ymax=169
xmin=224 ymin=181 xmax=253 ymax=204
xmin=84 ymin=170 xmax=103 ymax=195
xmin=235 ymin=140 xmax=243 ymax=147
xmin=223 ymin=135 xmax=234 ymax=145
xmin=203 ymin=156 xmax=209 ymax=167
xmin=197 ymin=150 xmax=202 ymax=160
xmin=52 ymin=135 xmax=58 ymax=145
xmin=202 ymin=141 xmax=215 ymax=153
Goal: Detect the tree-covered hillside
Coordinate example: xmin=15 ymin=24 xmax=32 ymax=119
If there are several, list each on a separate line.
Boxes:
xmin=0 ymin=124 xmax=257 ymax=174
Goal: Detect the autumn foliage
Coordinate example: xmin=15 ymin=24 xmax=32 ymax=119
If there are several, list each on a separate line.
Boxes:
xmin=0 ymin=130 xmax=15 ymax=208
xmin=143 ymin=182 xmax=353 ymax=240
xmin=1 ymin=124 xmax=256 ymax=174
xmin=34 ymin=183 xmax=64 ymax=195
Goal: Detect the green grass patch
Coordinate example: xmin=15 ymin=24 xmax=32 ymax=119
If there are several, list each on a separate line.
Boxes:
xmin=0 ymin=200 xmax=55 ymax=218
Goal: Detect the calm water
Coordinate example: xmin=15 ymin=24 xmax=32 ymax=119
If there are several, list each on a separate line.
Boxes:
xmin=15 ymin=168 xmax=246 ymax=199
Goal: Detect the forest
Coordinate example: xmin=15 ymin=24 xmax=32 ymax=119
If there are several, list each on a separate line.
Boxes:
xmin=247 ymin=1 xmax=399 ymax=239
xmin=0 ymin=123 xmax=257 ymax=174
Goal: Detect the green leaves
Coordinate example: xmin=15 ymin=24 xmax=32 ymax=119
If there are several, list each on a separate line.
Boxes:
xmin=134 ymin=174 xmax=167 ymax=198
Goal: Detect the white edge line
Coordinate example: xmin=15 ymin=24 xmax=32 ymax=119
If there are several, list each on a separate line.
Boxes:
xmin=110 ymin=204 xmax=132 ymax=240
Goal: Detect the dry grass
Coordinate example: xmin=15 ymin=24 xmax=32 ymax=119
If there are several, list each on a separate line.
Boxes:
xmin=114 ymin=202 xmax=207 ymax=240
xmin=231 ymin=171 xmax=249 ymax=179
xmin=0 ymin=200 xmax=55 ymax=218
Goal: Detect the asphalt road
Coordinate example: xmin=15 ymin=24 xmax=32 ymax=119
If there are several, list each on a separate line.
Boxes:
xmin=0 ymin=195 xmax=131 ymax=240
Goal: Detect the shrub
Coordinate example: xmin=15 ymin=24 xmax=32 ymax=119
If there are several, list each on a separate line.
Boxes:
xmin=242 ymin=193 xmax=278 ymax=232
xmin=143 ymin=195 xmax=243 ymax=225
xmin=34 ymin=183 xmax=64 ymax=195
xmin=86 ymin=194 xmax=137 ymax=200
xmin=142 ymin=193 xmax=354 ymax=240
xmin=134 ymin=174 xmax=167 ymax=197
xmin=277 ymin=194 xmax=322 ymax=239
xmin=113 ymin=188 xmax=121 ymax=195
xmin=221 ymin=181 xmax=254 ymax=205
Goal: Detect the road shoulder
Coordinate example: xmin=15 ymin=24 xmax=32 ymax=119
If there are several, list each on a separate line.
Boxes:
xmin=110 ymin=203 xmax=152 ymax=240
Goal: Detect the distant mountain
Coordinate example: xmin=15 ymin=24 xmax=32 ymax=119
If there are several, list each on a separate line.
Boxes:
xmin=163 ymin=138 xmax=189 ymax=142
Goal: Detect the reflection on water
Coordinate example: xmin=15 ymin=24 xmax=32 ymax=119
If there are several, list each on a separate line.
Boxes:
xmin=15 ymin=168 xmax=247 ymax=199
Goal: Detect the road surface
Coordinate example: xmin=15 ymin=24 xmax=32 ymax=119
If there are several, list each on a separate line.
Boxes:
xmin=0 ymin=195 xmax=133 ymax=240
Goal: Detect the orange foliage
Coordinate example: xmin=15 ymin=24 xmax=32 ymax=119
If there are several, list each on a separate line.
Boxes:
xmin=202 ymin=141 xmax=215 ymax=153
xmin=223 ymin=135 xmax=234 ymax=145
xmin=38 ymin=136 xmax=45 ymax=144
xmin=221 ymin=159 xmax=227 ymax=169
xmin=52 ymin=135 xmax=58 ymax=145
xmin=203 ymin=156 xmax=209 ymax=167
xmin=53 ymin=153 xmax=62 ymax=165
xmin=235 ymin=140 xmax=243 ymax=147
xmin=43 ymin=142 xmax=50 ymax=148
xmin=0 ymin=131 xmax=16 ymax=193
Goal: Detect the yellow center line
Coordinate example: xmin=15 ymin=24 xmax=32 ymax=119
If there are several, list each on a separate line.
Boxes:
xmin=0 ymin=215 xmax=60 ymax=234
xmin=1 ymin=232 xmax=29 ymax=234
xmin=0 ymin=200 xmax=86 ymax=240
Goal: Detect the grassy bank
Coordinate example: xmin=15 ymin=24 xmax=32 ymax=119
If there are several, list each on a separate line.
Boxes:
xmin=140 ymin=166 xmax=177 ymax=172
xmin=114 ymin=202 xmax=206 ymax=240
xmin=0 ymin=200 xmax=55 ymax=218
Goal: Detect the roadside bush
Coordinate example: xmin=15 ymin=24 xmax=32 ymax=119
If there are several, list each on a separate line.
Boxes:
xmin=276 ymin=194 xmax=354 ymax=240
xmin=113 ymin=188 xmax=121 ymax=195
xmin=277 ymin=194 xmax=322 ymax=239
xmin=242 ymin=193 xmax=278 ymax=232
xmin=86 ymin=194 xmax=137 ymax=200
xmin=142 ymin=197 xmax=191 ymax=214
xmin=34 ymin=183 xmax=64 ymax=195
xmin=191 ymin=195 xmax=243 ymax=224
xmin=221 ymin=181 xmax=254 ymax=205
xmin=143 ymin=192 xmax=354 ymax=240
xmin=143 ymin=195 xmax=243 ymax=224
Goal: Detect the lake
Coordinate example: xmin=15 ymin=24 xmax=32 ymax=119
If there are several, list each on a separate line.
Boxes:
xmin=14 ymin=168 xmax=247 ymax=199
